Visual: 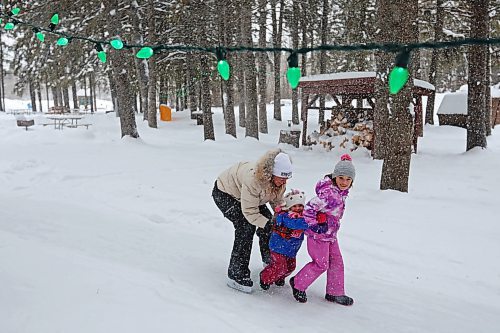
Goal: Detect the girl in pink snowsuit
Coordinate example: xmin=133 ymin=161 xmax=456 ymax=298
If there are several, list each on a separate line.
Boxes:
xmin=290 ymin=154 xmax=355 ymax=305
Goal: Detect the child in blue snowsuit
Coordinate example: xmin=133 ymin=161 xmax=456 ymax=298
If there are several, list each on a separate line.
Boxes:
xmin=259 ymin=190 xmax=309 ymax=290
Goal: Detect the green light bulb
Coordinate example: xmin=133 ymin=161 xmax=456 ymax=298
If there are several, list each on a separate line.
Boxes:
xmin=286 ymin=67 xmax=301 ymax=89
xmin=36 ymin=32 xmax=45 ymax=42
xmin=11 ymin=8 xmax=21 ymax=16
xmin=110 ymin=39 xmax=124 ymax=50
xmin=57 ymin=37 xmax=69 ymax=46
xmin=5 ymin=23 xmax=15 ymax=30
xmin=217 ymin=60 xmax=230 ymax=81
xmin=136 ymin=47 xmax=154 ymax=59
xmin=97 ymin=51 xmax=107 ymax=63
xmin=388 ymin=66 xmax=410 ymax=94
xmin=51 ymin=14 xmax=59 ymax=25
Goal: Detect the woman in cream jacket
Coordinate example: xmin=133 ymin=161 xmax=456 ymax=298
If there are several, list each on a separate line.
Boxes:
xmin=212 ymin=149 xmax=292 ymax=293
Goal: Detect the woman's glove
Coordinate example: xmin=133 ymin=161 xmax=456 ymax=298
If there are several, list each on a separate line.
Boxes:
xmin=263 ymin=219 xmax=273 ymax=234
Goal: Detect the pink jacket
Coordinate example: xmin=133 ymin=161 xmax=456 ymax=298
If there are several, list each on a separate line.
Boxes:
xmin=303 ymin=176 xmax=349 ymax=242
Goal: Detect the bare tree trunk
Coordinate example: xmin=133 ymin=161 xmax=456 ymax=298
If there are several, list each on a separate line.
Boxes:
xmin=106 ymin=0 xmax=139 ymax=138
xmin=373 ymin=0 xmax=391 ymax=160
xmin=147 ymin=0 xmax=158 ymax=128
xmin=29 ymin=81 xmax=37 ymax=112
xmin=318 ymin=0 xmax=329 ymax=126
xmin=257 ymin=0 xmax=268 ymax=133
xmin=346 ymin=0 xmax=370 ymax=71
xmin=377 ymin=0 xmax=415 ymax=192
xmin=271 ymin=0 xmax=284 ymax=121
xmin=88 ymin=74 xmax=94 ymax=113
xmin=241 ymin=0 xmax=259 ymax=139
xmin=201 ymin=55 xmax=215 ymax=140
xmin=485 ymin=26 xmax=491 ymax=136
xmin=466 ymin=0 xmax=488 ymax=150
xmin=128 ymin=3 xmax=149 ymax=118
xmin=52 ymin=87 xmax=59 ymax=106
xmin=300 ymin=1 xmax=308 ymax=78
xmin=290 ymin=1 xmax=300 ymax=125
xmin=0 ymin=28 xmax=4 ymax=111
xmin=147 ymin=59 xmax=158 ymax=128
xmin=92 ymin=73 xmax=97 ymax=112
xmin=45 ymin=78 xmax=50 ymax=110
xmin=236 ymin=53 xmax=246 ymax=127
xmin=107 ymin=70 xmax=118 ymax=113
xmin=425 ymin=0 xmax=445 ymax=125
xmin=63 ymin=86 xmax=70 ymax=109
xmin=83 ymin=76 xmax=88 ymax=110
xmin=72 ymin=81 xmax=78 ymax=110
xmin=219 ymin=0 xmax=236 ymax=137
xmin=57 ymin=87 xmax=63 ymax=107
xmin=159 ymin=70 xmax=168 ymax=105
xmin=235 ymin=1 xmax=248 ymax=127
xmin=187 ymin=55 xmax=198 ymax=115
xmin=37 ymin=82 xmax=43 ymax=113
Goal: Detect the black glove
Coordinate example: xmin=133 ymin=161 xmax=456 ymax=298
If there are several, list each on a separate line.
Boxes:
xmin=262 ymin=219 xmax=273 ymax=234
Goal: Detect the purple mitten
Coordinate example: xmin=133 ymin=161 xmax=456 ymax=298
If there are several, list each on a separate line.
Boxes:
xmin=310 ymin=223 xmax=328 ymax=234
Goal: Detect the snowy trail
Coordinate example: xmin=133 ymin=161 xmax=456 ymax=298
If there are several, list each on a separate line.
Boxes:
xmin=1 ymin=100 xmax=500 ymax=332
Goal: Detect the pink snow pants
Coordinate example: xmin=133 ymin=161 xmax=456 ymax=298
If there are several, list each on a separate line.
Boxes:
xmin=293 ymin=236 xmax=345 ymax=296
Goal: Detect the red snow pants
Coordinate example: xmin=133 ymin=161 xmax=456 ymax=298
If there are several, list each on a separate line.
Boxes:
xmin=260 ymin=251 xmax=296 ymax=285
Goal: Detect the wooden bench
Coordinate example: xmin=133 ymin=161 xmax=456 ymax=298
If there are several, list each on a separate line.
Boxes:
xmin=17 ymin=119 xmax=35 ymax=130
xmin=47 ymin=106 xmax=70 ymax=114
xmin=66 ymin=123 xmax=92 ymax=129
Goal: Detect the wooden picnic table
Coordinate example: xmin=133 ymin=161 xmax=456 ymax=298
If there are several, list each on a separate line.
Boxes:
xmin=45 ymin=115 xmax=86 ymax=130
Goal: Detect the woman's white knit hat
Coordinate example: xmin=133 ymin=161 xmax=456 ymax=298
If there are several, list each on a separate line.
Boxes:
xmin=272 ymin=152 xmax=293 ymax=179
xmin=332 ymin=154 xmax=356 ymax=180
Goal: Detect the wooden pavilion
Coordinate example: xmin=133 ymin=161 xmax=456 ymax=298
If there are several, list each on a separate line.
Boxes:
xmin=298 ymin=72 xmax=435 ymax=153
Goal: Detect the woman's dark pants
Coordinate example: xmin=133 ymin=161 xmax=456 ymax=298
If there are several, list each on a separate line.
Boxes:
xmin=212 ymin=182 xmax=272 ymax=281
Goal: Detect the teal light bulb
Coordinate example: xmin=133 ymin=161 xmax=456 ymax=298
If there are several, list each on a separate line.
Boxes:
xmin=110 ymin=39 xmax=124 ymax=50
xmin=136 ymin=47 xmax=154 ymax=59
xmin=388 ymin=66 xmax=410 ymax=94
xmin=286 ymin=67 xmax=301 ymax=89
xmin=217 ymin=60 xmax=230 ymax=80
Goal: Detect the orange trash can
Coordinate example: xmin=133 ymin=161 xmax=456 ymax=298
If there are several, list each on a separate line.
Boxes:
xmin=159 ymin=104 xmax=172 ymax=121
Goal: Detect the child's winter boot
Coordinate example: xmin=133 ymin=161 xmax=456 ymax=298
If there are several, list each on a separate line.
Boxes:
xmin=290 ymin=277 xmax=307 ymax=303
xmin=259 ymin=275 xmax=270 ymax=290
xmin=325 ymin=294 xmax=354 ymax=306
xmin=275 ymin=278 xmax=285 ymax=286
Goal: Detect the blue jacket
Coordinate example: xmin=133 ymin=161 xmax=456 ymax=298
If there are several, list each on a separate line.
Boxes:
xmin=269 ymin=212 xmax=309 ymax=258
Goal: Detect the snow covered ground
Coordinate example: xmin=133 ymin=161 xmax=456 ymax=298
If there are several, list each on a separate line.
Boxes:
xmin=1 ymin=96 xmax=499 ymax=333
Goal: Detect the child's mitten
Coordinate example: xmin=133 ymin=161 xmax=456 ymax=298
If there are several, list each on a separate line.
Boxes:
xmin=310 ymin=223 xmax=328 ymax=234
xmin=317 ymin=212 xmax=327 ymax=224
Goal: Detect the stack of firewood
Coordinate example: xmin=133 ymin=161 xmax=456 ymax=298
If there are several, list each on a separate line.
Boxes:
xmin=322 ymin=113 xmax=350 ymax=135
xmin=307 ymin=111 xmax=374 ymax=151
xmin=350 ymin=123 xmax=374 ymax=151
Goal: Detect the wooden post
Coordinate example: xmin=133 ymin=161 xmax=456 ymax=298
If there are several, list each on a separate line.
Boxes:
xmin=301 ymin=93 xmax=309 ymax=146
xmin=415 ymin=95 xmax=423 ymax=137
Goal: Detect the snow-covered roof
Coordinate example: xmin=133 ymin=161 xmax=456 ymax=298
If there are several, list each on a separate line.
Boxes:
xmin=437 ymin=92 xmax=467 ymax=115
xmin=437 ymin=85 xmax=500 ymax=115
xmin=300 ymin=71 xmax=376 ymax=81
xmin=300 ymin=71 xmax=435 ymax=90
xmin=457 ymin=84 xmax=500 ymax=98
xmin=76 ymin=89 xmax=91 ymax=96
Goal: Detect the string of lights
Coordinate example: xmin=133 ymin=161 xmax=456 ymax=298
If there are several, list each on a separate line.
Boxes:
xmin=1 ymin=7 xmax=499 ymax=94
